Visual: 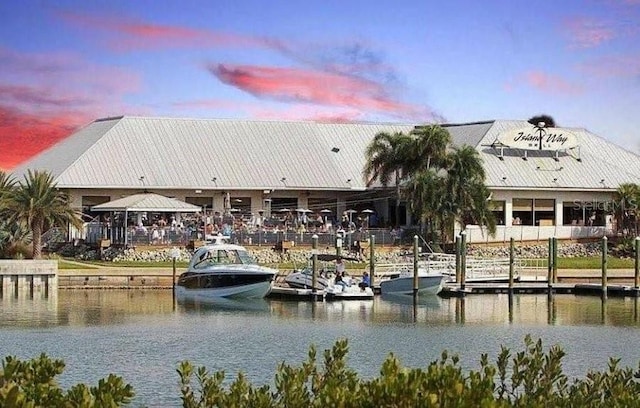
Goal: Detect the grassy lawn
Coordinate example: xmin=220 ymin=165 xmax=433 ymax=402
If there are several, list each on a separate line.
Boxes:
xmin=556 ymin=256 xmax=635 ymax=269
xmin=56 ymin=256 xmax=634 ymax=270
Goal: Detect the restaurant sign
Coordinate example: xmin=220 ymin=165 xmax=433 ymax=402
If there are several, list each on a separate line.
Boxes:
xmin=496 ymin=125 xmax=578 ymax=151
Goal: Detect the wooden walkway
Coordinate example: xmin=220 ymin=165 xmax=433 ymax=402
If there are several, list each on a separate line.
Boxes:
xmin=440 ymin=282 xmax=640 ymax=298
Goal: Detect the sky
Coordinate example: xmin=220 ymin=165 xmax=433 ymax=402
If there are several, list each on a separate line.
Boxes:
xmin=1 ymin=0 xmax=639 ymax=171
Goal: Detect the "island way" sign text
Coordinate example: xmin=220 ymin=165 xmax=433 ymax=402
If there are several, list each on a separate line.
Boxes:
xmin=496 ymin=125 xmax=579 ymax=151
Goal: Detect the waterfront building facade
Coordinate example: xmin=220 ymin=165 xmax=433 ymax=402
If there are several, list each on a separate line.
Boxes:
xmin=12 ymin=116 xmax=640 ymax=244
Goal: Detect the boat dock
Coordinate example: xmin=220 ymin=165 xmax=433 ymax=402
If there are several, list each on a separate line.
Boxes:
xmin=439 ymin=282 xmax=640 ymax=297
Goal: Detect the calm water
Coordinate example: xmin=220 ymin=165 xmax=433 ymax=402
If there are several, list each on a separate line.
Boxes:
xmin=2 ymin=289 xmax=640 ymax=407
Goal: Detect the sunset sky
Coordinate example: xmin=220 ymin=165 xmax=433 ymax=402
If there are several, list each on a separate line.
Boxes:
xmin=1 ymin=0 xmax=639 ymax=171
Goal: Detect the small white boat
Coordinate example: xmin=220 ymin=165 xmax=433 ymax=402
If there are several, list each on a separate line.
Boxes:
xmin=175 ymin=242 xmax=277 ymax=300
xmin=282 ymin=254 xmax=373 ymax=300
xmin=379 ymin=271 xmax=446 ymax=296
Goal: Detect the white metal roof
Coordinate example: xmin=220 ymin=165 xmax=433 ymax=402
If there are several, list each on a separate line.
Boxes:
xmin=477 ymin=120 xmax=640 ymax=190
xmin=12 ymin=116 xmax=640 ymax=192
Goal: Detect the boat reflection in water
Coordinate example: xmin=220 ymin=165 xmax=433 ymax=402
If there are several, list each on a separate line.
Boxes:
xmin=177 ymin=297 xmax=272 ymax=314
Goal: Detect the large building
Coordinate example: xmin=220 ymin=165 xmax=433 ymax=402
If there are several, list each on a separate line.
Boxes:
xmin=12 ymin=116 xmax=640 ymax=243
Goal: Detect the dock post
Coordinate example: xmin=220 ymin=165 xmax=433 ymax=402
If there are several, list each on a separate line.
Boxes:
xmin=634 ymin=237 xmax=639 ymax=290
xmin=413 ymin=235 xmax=419 ymax=296
xmin=602 ymin=236 xmax=608 ymax=298
xmin=508 ymin=237 xmax=514 ymax=290
xmin=455 ymin=235 xmax=461 ymax=284
xmin=369 ymin=234 xmax=375 ymax=289
xmin=460 ymin=232 xmax=467 ymax=290
xmin=170 ymin=247 xmax=180 ymax=302
xmin=552 ymin=237 xmax=558 ymax=283
xmin=547 ymin=237 xmax=553 ymax=290
xmin=312 ymin=234 xmax=318 ymax=298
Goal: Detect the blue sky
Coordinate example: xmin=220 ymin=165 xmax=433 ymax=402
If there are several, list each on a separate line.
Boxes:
xmin=1 ymin=0 xmax=639 ymax=169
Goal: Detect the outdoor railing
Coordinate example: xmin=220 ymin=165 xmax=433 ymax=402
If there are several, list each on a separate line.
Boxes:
xmin=82 ymin=223 xmax=403 ymax=249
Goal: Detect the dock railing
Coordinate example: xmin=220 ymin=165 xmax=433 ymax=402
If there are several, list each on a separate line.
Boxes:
xmin=373 ymin=253 xmax=549 ymax=283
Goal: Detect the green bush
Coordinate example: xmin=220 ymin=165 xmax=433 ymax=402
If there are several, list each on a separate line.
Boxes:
xmin=4 ymin=336 xmax=640 ymax=407
xmin=178 ymin=336 xmax=640 ymax=408
xmin=0 ymin=354 xmax=134 ymax=407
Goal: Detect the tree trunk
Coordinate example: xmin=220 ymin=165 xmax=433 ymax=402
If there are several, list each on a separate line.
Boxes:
xmin=32 ymin=221 xmax=43 ymax=260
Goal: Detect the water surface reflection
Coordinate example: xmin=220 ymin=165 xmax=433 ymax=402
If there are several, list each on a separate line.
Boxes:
xmin=1 ymin=289 xmax=640 ymax=407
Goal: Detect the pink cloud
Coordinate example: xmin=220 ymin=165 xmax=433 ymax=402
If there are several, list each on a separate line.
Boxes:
xmin=521 ymin=71 xmax=583 ymax=95
xmin=0 ymin=104 xmax=91 ymax=170
xmin=563 ymin=17 xmax=616 ymax=49
xmin=208 ymin=64 xmax=432 ymax=120
xmin=0 ymin=48 xmax=143 ymax=170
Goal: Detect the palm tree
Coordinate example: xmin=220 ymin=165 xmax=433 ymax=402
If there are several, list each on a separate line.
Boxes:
xmin=445 ymin=145 xmax=496 ymax=237
xmin=1 ymin=170 xmax=83 ymax=259
xmin=613 ymin=183 xmax=640 ymax=236
xmin=364 ymin=124 xmax=496 ymax=244
xmin=363 ymin=131 xmax=413 ymax=227
xmin=407 ymin=125 xmax=451 ymax=172
xmin=402 ymin=168 xmax=446 ymax=243
xmin=0 ymin=171 xmax=15 ymax=199
xmin=528 ymin=115 xmax=557 ymax=128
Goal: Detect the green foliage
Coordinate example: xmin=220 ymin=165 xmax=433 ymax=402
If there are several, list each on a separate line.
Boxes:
xmin=1 ymin=170 xmax=84 ymax=259
xmin=364 ymin=126 xmax=496 ymax=242
xmin=175 ymin=335 xmax=640 ymax=408
xmin=5 ymin=336 xmax=640 ymax=407
xmin=0 ymin=354 xmax=134 ymax=407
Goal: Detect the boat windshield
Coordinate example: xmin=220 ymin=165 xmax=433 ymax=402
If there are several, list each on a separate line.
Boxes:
xmin=192 ymin=248 xmax=256 ymax=269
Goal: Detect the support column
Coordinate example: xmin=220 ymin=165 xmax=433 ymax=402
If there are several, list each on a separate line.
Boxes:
xmin=555 ymin=200 xmax=563 ymax=227
xmin=504 ymin=198 xmax=513 ymax=227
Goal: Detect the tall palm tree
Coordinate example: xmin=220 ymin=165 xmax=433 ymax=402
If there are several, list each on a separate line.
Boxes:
xmin=2 ymin=170 xmax=83 ymax=259
xmin=363 ymin=131 xmax=413 ymax=227
xmin=445 ymin=145 xmax=495 ymax=237
xmin=613 ymin=183 xmax=640 ymax=236
xmin=402 ymin=168 xmax=445 ymax=243
xmin=408 ymin=125 xmax=451 ymax=172
xmin=0 ymin=171 xmax=15 ymax=199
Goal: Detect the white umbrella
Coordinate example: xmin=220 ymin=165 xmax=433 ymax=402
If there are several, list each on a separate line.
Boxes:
xmin=295 ymin=208 xmax=312 ymax=213
xmin=320 ymin=209 xmax=332 ymax=213
xmin=361 ymin=209 xmax=375 ymax=214
xmin=278 ymin=208 xmax=291 ymax=212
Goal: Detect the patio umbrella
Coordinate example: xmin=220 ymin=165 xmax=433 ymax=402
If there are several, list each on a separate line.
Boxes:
xmin=361 ymin=209 xmax=375 ymax=214
xmin=320 ymin=209 xmax=332 ymax=213
xmin=278 ymin=208 xmax=291 ymax=212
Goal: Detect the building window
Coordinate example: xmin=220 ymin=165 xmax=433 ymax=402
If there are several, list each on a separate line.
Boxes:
xmin=535 ymin=199 xmax=555 ymax=226
xmin=563 ymin=201 xmax=608 ymax=226
xmin=512 ymin=199 xmax=533 ymax=225
xmin=489 ymin=200 xmax=505 ymax=225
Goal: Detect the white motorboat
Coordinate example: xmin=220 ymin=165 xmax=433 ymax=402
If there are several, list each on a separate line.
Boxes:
xmin=282 ymin=254 xmax=374 ymax=300
xmin=379 ymin=270 xmax=446 ymax=296
xmin=175 ymin=242 xmax=277 ymax=300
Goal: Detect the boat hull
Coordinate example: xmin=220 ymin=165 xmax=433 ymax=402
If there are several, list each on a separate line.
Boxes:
xmin=175 ymin=280 xmax=274 ymax=300
xmin=379 ymin=275 xmax=445 ymax=296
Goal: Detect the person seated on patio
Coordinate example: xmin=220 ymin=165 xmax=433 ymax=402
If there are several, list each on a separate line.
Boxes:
xmin=359 ymin=271 xmax=370 ymax=290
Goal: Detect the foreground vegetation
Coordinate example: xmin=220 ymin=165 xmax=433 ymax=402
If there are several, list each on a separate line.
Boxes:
xmin=3 ymin=336 xmax=640 ymax=407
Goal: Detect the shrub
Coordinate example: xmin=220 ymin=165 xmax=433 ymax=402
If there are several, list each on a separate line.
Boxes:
xmin=0 ymin=354 xmax=134 ymax=407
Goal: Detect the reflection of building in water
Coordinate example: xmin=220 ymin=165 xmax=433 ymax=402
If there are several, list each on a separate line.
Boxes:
xmin=1 ymin=289 xmax=59 ymax=327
